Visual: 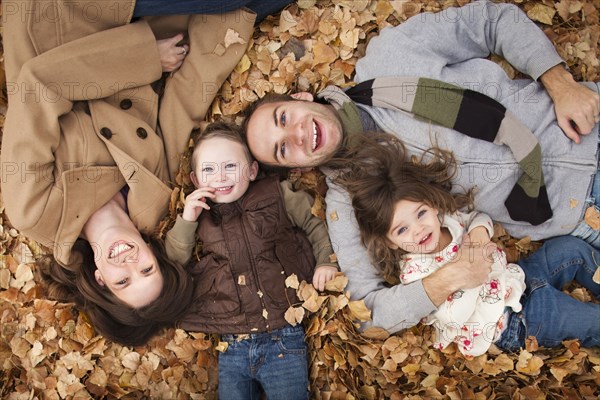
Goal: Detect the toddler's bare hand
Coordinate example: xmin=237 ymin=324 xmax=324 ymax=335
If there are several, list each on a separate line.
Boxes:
xmin=312 ymin=265 xmax=338 ymax=292
xmin=182 ymin=187 xmax=215 ymax=222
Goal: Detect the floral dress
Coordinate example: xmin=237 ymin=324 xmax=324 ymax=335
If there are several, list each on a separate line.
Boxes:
xmin=399 ymin=211 xmax=526 ymax=356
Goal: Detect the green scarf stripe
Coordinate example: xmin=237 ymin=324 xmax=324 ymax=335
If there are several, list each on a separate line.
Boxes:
xmin=323 ymin=80 xmax=553 ymax=225
xmin=517 ymin=143 xmax=545 ymax=197
xmin=338 ymin=101 xmax=364 ymax=148
xmin=413 ymin=78 xmax=463 ymax=128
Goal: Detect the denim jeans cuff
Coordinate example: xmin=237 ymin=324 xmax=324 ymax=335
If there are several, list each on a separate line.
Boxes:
xmin=495 ymin=311 xmax=525 ymax=352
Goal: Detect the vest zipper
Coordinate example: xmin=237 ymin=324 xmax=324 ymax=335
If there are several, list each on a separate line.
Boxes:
xmin=239 ymin=210 xmax=270 ymax=330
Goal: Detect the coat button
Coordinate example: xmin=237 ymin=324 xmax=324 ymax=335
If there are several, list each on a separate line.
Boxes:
xmin=100 ymin=127 xmax=112 ymax=139
xmin=120 ymin=99 xmax=132 ymax=110
xmin=136 ymin=127 xmax=148 ymax=139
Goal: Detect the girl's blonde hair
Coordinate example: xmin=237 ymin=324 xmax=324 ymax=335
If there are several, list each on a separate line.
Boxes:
xmin=333 ymin=132 xmax=473 ymax=283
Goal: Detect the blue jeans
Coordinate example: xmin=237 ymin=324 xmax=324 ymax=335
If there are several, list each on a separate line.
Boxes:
xmin=570 ymin=115 xmax=600 ymax=248
xmin=496 ymin=236 xmax=600 ymax=351
xmin=570 ymin=168 xmax=600 ymax=248
xmin=218 ymin=325 xmax=309 ymax=400
xmin=132 ymin=0 xmax=294 ymax=22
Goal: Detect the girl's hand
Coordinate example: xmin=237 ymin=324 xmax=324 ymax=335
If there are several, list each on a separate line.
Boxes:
xmin=466 ymin=226 xmax=491 ymax=246
xmin=182 ymin=188 xmax=215 ymax=222
xmin=156 ymin=33 xmax=189 ymax=72
xmin=312 ymin=265 xmax=338 ymax=291
xmin=465 ymin=228 xmax=496 ymax=262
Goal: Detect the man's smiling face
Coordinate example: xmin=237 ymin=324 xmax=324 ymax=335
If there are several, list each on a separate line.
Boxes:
xmin=245 ymin=98 xmax=344 ymax=168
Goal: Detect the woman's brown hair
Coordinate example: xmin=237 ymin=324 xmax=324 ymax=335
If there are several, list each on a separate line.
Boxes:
xmin=38 ymin=235 xmax=194 ymax=346
xmin=333 ymin=132 xmax=473 ymax=282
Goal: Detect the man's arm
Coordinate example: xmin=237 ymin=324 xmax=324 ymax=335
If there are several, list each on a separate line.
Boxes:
xmin=325 ymin=179 xmax=491 ymax=331
xmin=358 ymin=0 xmax=563 ymax=82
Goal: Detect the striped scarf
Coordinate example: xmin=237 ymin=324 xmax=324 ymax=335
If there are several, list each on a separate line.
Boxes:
xmin=324 ymin=77 xmax=552 ymax=225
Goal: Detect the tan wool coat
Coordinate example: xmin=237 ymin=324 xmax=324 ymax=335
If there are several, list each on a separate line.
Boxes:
xmin=1 ymin=0 xmax=255 ymax=268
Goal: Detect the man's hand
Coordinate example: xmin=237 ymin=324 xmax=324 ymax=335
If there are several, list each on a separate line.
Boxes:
xmin=541 ymin=65 xmax=600 ymax=144
xmin=422 ymin=236 xmax=493 ymax=307
xmin=182 ymin=188 xmax=215 ymax=222
xmin=157 ymin=33 xmax=189 ymax=72
xmin=312 ymin=265 xmax=338 ymax=291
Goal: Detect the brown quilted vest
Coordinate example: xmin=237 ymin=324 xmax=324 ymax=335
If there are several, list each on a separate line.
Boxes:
xmin=179 ymin=177 xmax=315 ymax=334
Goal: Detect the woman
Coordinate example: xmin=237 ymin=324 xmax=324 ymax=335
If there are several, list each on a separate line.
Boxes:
xmin=1 ymin=0 xmax=288 ymax=345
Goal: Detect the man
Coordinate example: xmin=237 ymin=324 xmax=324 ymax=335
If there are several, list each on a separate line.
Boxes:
xmin=242 ymin=1 xmax=600 ymax=333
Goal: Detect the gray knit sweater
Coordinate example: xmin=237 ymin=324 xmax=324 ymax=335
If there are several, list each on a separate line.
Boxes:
xmin=324 ymin=0 xmax=599 ymax=333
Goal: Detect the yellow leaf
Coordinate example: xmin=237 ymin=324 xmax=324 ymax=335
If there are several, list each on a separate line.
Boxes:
xmin=10 ymin=336 xmax=31 ymax=358
xmin=215 ymin=341 xmax=229 ymax=353
xmin=550 ymin=366 xmax=571 ymax=385
xmin=302 ymin=293 xmax=326 ymax=313
xmin=516 ymin=350 xmax=544 ymax=376
xmin=338 ymin=0 xmax=369 ymax=12
xmin=285 ymin=273 xmax=300 ymax=289
xmin=121 ymin=352 xmax=141 ymax=371
xmin=527 ymin=4 xmax=556 ymax=25
xmin=401 ymin=363 xmax=420 ymax=376
xmin=584 ymin=206 xmax=600 ymax=230
xmin=348 ymin=300 xmax=371 ymax=322
xmin=223 ymin=28 xmax=247 ymax=48
xmin=324 ymin=273 xmax=348 ymax=292
xmin=256 ymin=48 xmax=273 ymax=75
xmin=380 ymin=358 xmax=397 ymax=371
xmin=88 ymin=368 xmax=108 ymax=387
xmin=556 ymin=0 xmax=583 ymax=21
xmin=234 ymin=54 xmax=251 ymax=74
xmin=421 ymin=374 xmax=439 ymax=388
xmin=11 ymin=263 xmax=33 ymax=289
xmin=284 ymin=306 xmax=305 ymax=326
xmin=297 ymin=0 xmax=316 ymax=9
xmin=515 ymin=236 xmax=532 ymax=253
xmin=569 ymin=198 xmax=579 ymax=208
xmin=361 ymin=327 xmax=391 ymax=340
xmin=28 ymin=341 xmax=45 ymax=367
xmin=0 ymin=268 xmax=11 ymax=289
xmin=312 ymin=42 xmax=338 ymax=67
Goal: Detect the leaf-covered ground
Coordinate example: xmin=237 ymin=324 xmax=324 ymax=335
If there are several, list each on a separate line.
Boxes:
xmin=1 ymin=1 xmax=599 ymax=399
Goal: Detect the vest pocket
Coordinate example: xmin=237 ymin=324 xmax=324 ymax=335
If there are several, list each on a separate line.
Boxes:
xmin=190 ymin=255 xmax=243 ymax=319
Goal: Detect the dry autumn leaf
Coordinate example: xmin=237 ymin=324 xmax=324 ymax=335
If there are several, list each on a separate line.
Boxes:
xmin=2 ymin=1 xmax=600 ymax=399
xmin=516 ymin=350 xmax=544 ymax=376
xmin=584 ymin=206 xmax=600 ymax=230
xmin=527 ymin=3 xmax=556 ymax=25
xmin=284 ymin=306 xmax=306 ymax=326
xmin=285 ymin=273 xmax=300 ymax=289
xmin=324 ymin=273 xmax=348 ymax=292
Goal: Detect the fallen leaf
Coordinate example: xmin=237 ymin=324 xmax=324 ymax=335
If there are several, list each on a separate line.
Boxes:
xmin=324 ymin=273 xmax=348 ymax=292
xmin=223 ymin=29 xmax=247 ymax=48
xmin=569 ymin=198 xmax=579 ymax=208
xmin=584 ymin=206 xmax=600 ymax=230
xmin=348 ymin=300 xmax=371 ymax=322
xmin=285 ymin=274 xmax=300 ymax=289
xmin=284 ymin=306 xmax=305 ymax=326
xmin=121 ymin=351 xmax=141 ymax=371
xmin=527 ymin=3 xmax=556 ymax=25
xmin=517 ymin=350 xmax=544 ymax=376
xmin=215 ymin=341 xmax=229 ymax=353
